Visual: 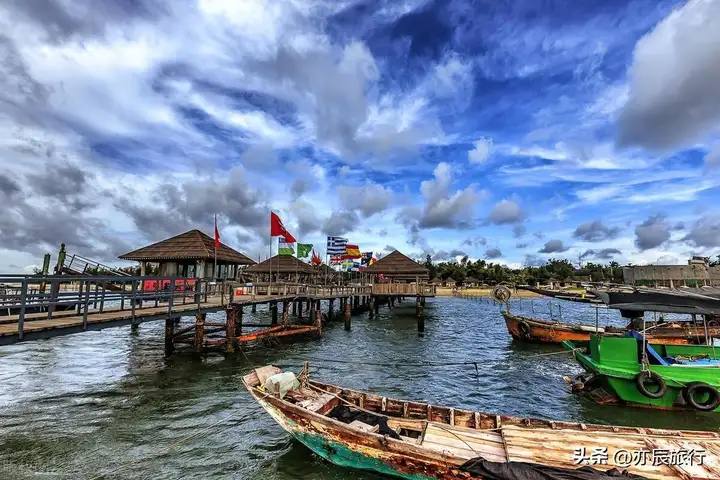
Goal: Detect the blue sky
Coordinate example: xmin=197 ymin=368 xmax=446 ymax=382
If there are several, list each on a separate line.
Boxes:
xmin=0 ymin=0 xmax=718 ymax=271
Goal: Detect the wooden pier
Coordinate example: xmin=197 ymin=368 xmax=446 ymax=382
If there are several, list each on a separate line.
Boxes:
xmin=0 ymin=275 xmax=435 ymax=354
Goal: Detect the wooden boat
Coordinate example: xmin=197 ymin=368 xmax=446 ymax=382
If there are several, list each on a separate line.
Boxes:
xmin=502 ymin=312 xmax=720 ymax=345
xmin=519 ymin=286 xmax=602 ymax=304
xmin=563 ymin=334 xmax=720 ymax=412
xmin=244 ymin=364 xmax=720 ymax=480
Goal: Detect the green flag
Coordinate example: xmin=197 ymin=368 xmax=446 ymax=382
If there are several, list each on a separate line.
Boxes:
xmin=297 ymin=243 xmax=313 ymax=258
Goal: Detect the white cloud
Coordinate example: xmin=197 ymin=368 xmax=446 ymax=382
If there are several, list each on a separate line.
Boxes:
xmin=468 ymin=138 xmax=492 ymax=164
xmin=619 ymin=0 xmax=720 ymax=149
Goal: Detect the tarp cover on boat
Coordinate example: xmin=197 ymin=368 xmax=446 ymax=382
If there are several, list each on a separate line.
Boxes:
xmin=460 ymin=458 xmax=648 ymax=480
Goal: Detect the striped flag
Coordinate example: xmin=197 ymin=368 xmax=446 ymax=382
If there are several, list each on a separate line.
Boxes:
xmin=326 ymin=236 xmax=348 ymax=255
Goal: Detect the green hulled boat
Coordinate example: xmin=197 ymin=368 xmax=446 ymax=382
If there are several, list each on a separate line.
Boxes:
xmin=563 ymin=333 xmax=720 ymax=412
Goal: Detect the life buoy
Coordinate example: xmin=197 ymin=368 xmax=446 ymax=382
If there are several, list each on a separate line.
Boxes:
xmin=517 ymin=320 xmax=532 ymax=340
xmin=635 ymin=371 xmax=667 ymax=399
xmin=682 ymin=382 xmax=720 ymax=411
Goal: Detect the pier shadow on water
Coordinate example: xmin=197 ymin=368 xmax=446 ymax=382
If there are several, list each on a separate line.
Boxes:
xmin=0 ymin=296 xmax=718 ymax=479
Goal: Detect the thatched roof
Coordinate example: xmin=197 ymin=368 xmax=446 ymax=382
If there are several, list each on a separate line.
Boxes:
xmin=465 ymin=276 xmax=480 ymax=283
xmin=430 ymin=277 xmax=443 ymax=285
xmin=245 ymin=255 xmax=318 ymax=274
xmin=119 ymin=229 xmax=255 ymax=264
xmin=315 ymin=264 xmax=337 ymax=275
xmin=445 ymin=277 xmax=457 ymax=283
xmin=362 ymin=250 xmax=428 ymax=277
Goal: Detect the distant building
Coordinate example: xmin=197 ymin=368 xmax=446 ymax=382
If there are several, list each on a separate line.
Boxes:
xmin=623 ymin=257 xmax=720 ymax=287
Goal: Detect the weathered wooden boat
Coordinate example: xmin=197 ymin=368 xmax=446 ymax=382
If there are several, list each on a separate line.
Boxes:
xmin=244 ymin=364 xmax=720 ymax=480
xmin=563 ymin=333 xmax=720 ymax=413
xmin=519 ymin=286 xmax=602 ymax=304
xmin=502 ymin=312 xmax=720 ymax=345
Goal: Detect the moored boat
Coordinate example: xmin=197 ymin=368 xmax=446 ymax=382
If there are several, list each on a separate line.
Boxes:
xmin=502 ymin=312 xmax=719 ymax=345
xmin=563 ymin=333 xmax=720 ymax=413
xmin=244 ymin=364 xmax=720 ymax=479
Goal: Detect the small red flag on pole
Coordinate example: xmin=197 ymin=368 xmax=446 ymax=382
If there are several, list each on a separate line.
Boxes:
xmin=214 ymin=214 xmax=220 ymax=248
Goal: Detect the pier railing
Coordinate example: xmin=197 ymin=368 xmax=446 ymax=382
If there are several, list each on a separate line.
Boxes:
xmin=228 ymin=283 xmax=373 ymax=298
xmin=0 ymin=275 xmax=225 ymax=340
xmin=371 ymin=283 xmax=436 ymax=296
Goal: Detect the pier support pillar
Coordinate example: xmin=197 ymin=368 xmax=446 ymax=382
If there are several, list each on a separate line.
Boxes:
xmin=416 ymin=297 xmax=424 ymax=332
xmin=194 ymin=312 xmax=206 ymax=354
xmin=345 ymin=299 xmax=352 ymax=331
xmin=292 ymin=301 xmax=297 ymax=316
xmin=236 ymin=306 xmax=243 ymax=336
xmin=329 ymin=298 xmax=334 ymax=320
xmin=310 ymin=300 xmax=316 ymax=322
xmin=251 ymin=304 xmax=256 ymax=313
xmin=164 ymin=317 xmax=175 ymax=356
xmin=131 ymin=322 xmax=139 ymax=333
xmin=369 ymin=297 xmax=375 ymax=318
xmin=270 ymin=301 xmax=278 ymax=325
xmin=298 ymin=300 xmax=303 ymax=320
xmin=282 ymin=301 xmax=290 ymax=325
xmin=225 ymin=308 xmax=236 ymax=353
xmin=374 ymin=299 xmax=380 ymax=315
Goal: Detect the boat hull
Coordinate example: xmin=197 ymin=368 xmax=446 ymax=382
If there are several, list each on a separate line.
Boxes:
xmin=503 ymin=312 xmax=718 ymax=345
xmin=247 ymin=388 xmax=466 ymax=480
xmin=565 ymin=338 xmax=720 ymax=412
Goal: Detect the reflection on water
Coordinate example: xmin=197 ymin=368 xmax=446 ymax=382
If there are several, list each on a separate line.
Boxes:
xmin=1 ymin=297 xmax=719 ymax=479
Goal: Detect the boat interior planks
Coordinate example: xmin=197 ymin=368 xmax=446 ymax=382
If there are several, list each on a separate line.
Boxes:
xmin=244 ymin=365 xmax=720 ymax=480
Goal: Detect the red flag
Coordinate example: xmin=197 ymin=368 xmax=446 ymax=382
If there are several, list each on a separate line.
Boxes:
xmin=311 ymin=250 xmax=322 ymax=266
xmin=214 ymin=214 xmax=220 ymax=248
xmin=270 ymin=212 xmax=296 ymax=243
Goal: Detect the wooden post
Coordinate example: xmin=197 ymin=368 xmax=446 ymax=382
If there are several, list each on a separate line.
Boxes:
xmin=329 ymin=298 xmax=334 ymax=320
xmin=226 ymin=307 xmax=236 ymax=353
xmin=292 ymin=301 xmax=297 ymax=316
xmin=310 ymin=299 xmax=316 ymax=322
xmin=195 ymin=312 xmax=205 ymax=354
xmin=251 ymin=303 xmax=256 ymax=313
xmin=165 ymin=317 xmax=175 ymax=356
xmin=369 ymin=297 xmax=375 ymax=318
xmin=374 ymin=299 xmax=380 ymax=315
xmin=298 ymin=299 xmax=303 ymax=319
xmin=236 ymin=306 xmax=243 ymax=336
xmin=416 ymin=297 xmax=424 ymax=332
xmin=271 ymin=301 xmax=278 ymax=325
xmin=282 ymin=300 xmax=290 ymax=325
xmin=345 ymin=297 xmax=351 ymax=331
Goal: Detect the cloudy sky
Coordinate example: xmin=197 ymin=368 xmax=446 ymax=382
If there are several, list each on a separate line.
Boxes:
xmin=0 ymin=0 xmax=719 ymax=272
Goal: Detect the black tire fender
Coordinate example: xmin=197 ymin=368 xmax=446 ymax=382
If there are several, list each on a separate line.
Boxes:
xmin=635 ymin=371 xmax=667 ymax=399
xmin=682 ymin=382 xmax=720 ymax=411
xmin=517 ymin=320 xmax=532 ymax=340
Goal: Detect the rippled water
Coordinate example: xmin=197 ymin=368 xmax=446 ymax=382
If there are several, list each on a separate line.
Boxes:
xmin=1 ymin=297 xmax=719 ymax=479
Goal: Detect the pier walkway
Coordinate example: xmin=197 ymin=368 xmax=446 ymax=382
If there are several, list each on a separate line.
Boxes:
xmin=0 ymin=275 xmax=435 ymax=349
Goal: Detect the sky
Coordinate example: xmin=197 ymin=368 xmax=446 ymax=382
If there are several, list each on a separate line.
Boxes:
xmin=0 ymin=0 xmax=719 ymax=272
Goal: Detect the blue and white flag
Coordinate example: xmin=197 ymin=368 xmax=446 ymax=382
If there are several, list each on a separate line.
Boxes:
xmin=326 ymin=236 xmax=348 ymax=255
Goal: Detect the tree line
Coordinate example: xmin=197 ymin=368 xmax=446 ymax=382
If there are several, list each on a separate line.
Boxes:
xmin=423 ymin=255 xmax=624 ymax=285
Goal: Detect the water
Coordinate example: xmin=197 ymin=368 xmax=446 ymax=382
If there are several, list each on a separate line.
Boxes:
xmin=1 ymin=297 xmax=719 ymax=479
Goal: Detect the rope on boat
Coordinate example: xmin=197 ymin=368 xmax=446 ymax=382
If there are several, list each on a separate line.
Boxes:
xmin=283 ymin=350 xmax=583 ymax=375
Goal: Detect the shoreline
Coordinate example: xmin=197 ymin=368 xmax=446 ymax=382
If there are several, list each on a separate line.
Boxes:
xmin=434 ymin=287 xmax=542 ymax=298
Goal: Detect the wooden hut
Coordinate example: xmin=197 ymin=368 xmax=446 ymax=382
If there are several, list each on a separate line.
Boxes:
xmin=119 ymin=229 xmax=255 ymax=280
xmin=464 ymin=276 xmax=480 ymax=287
xmin=444 ymin=277 xmax=457 ymax=287
xmin=245 ymin=255 xmax=318 ymax=283
xmin=429 ymin=277 xmax=443 ymax=286
xmin=362 ymin=250 xmax=429 ymax=283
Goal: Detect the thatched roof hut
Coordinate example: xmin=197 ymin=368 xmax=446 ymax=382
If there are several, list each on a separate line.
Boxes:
xmin=119 ymin=229 xmax=255 ymax=279
xmin=465 ymin=276 xmax=480 ymax=286
xmin=429 ymin=277 xmax=443 ymax=285
xmin=245 ymin=255 xmax=318 ymax=275
xmin=362 ymin=250 xmax=429 ymax=281
xmin=444 ymin=277 xmax=457 ymax=286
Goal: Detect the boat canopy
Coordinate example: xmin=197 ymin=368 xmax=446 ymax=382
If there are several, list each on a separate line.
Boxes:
xmin=592 ymin=287 xmax=720 ymax=315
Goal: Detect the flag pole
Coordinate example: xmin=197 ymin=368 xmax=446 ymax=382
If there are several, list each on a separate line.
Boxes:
xmin=269 ymin=210 xmax=273 ymax=294
xmin=214 ymin=214 xmax=218 ymax=281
